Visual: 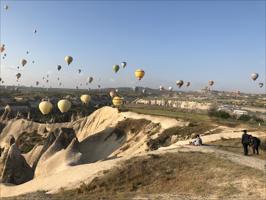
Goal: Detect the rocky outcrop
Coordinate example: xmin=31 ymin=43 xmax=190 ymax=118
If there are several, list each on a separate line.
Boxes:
xmin=34 ymin=128 xmax=81 ymax=177
xmin=0 ymin=135 xmax=33 ymax=184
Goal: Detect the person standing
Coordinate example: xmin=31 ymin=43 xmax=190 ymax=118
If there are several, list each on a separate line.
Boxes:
xmin=250 ymin=136 xmax=261 ymax=155
xmin=241 ymin=130 xmax=250 ymax=156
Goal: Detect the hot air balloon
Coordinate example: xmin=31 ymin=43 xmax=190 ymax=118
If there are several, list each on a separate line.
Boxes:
xmin=112 ymin=96 xmax=123 ymax=107
xmin=34 ymin=29 xmax=37 ymax=34
xmin=21 ymin=59 xmax=27 ymax=67
xmin=32 ymin=60 xmax=35 ymax=64
xmin=133 ymin=86 xmax=139 ymax=92
xmin=59 ymin=82 xmax=62 ymax=86
xmin=0 ymin=44 xmax=5 ymax=53
xmin=259 ymin=83 xmax=264 ymax=88
xmin=142 ymin=89 xmax=146 ymax=94
xmin=16 ymin=73 xmax=21 ymax=80
xmin=26 ymin=51 xmax=29 ymax=54
xmin=57 ymin=65 xmax=62 ymax=71
xmin=4 ymin=5 xmax=8 ymax=10
xmin=168 ymin=86 xmax=173 ymax=91
xmin=65 ymin=56 xmax=73 ymax=65
xmin=121 ymin=62 xmax=127 ymax=68
xmin=176 ymin=80 xmax=184 ymax=88
xmin=98 ymin=85 xmax=101 ymax=89
xmin=57 ymin=77 xmax=60 ymax=81
xmin=186 ymin=82 xmax=191 ymax=87
xmin=251 ymin=73 xmax=259 ymax=81
xmin=135 ymin=69 xmax=145 ymax=80
xmin=113 ymin=65 xmax=120 ymax=73
xmin=208 ymin=80 xmax=214 ymax=86
xmin=46 ymin=80 xmax=49 ymax=83
xmin=109 ymin=90 xmax=116 ymax=98
xmin=80 ymin=94 xmax=91 ymax=105
xmin=159 ymin=86 xmax=164 ymax=91
xmin=39 ymin=101 xmax=53 ymax=115
xmin=88 ymin=77 xmax=93 ymax=83
xmin=36 ymin=81 xmax=39 ymax=86
xmin=57 ymin=99 xmax=71 ymax=113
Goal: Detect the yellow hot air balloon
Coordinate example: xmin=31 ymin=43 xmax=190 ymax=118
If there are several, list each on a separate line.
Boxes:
xmin=39 ymin=101 xmax=53 ymax=115
xmin=135 ymin=69 xmax=145 ymax=80
xmin=57 ymin=99 xmax=71 ymax=113
xmin=65 ymin=56 xmax=73 ymax=65
xmin=112 ymin=96 xmax=123 ymax=107
xmin=80 ymin=94 xmax=91 ymax=105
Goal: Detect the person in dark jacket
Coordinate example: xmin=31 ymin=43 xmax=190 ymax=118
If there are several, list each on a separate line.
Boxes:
xmin=249 ymin=136 xmax=261 ymax=155
xmin=241 ymin=130 xmax=250 ymax=156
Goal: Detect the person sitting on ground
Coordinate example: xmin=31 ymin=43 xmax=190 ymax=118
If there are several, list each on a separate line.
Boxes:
xmin=190 ymin=134 xmax=203 ymax=146
xmin=249 ymin=135 xmax=261 ymax=155
xmin=241 ymin=130 xmax=250 ymax=156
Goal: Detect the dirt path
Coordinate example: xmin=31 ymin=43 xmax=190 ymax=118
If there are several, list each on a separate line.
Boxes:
xmin=157 ymin=125 xmax=266 ymax=171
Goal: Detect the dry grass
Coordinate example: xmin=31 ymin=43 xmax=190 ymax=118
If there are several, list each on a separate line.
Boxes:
xmin=207 ymin=138 xmax=266 ymax=161
xmin=7 ymin=151 xmax=264 ymax=200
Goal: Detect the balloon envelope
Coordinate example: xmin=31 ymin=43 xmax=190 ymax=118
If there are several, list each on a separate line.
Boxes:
xmin=0 ymin=45 xmax=5 ymax=53
xmin=80 ymin=94 xmax=91 ymax=105
xmin=121 ymin=62 xmax=127 ymax=68
xmin=176 ymin=80 xmax=184 ymax=88
xmin=251 ymin=73 xmax=259 ymax=81
xmin=109 ymin=90 xmax=116 ymax=98
xmin=65 ymin=56 xmax=73 ymax=65
xmin=57 ymin=99 xmax=71 ymax=113
xmin=16 ymin=73 xmax=21 ymax=80
xmin=113 ymin=65 xmax=120 ymax=73
xmin=259 ymin=83 xmax=264 ymax=88
xmin=57 ymin=65 xmax=62 ymax=71
xmin=21 ymin=59 xmax=27 ymax=67
xmin=208 ymin=80 xmax=214 ymax=86
xmin=135 ymin=69 xmax=145 ymax=80
xmin=39 ymin=101 xmax=53 ymax=115
xmin=112 ymin=96 xmax=123 ymax=107
xmin=88 ymin=77 xmax=93 ymax=83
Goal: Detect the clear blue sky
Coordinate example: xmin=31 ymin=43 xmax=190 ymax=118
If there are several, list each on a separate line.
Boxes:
xmin=0 ymin=0 xmax=265 ymax=93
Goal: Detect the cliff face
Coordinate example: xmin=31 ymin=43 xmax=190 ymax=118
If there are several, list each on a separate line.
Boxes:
xmin=136 ymin=99 xmax=212 ymax=111
xmin=0 ymin=106 xmax=189 ymax=184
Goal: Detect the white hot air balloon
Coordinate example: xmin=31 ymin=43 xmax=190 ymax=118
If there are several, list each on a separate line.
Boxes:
xmin=176 ymin=80 xmax=184 ymax=88
xmin=121 ymin=61 xmax=127 ymax=68
xmin=251 ymin=73 xmax=259 ymax=81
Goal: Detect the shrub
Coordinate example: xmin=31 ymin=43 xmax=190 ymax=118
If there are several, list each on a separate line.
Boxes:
xmin=208 ymin=109 xmax=231 ymax=119
xmin=238 ymin=115 xmax=251 ymax=121
xmin=260 ymin=139 xmax=266 ymax=151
